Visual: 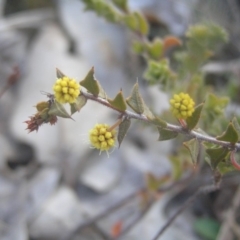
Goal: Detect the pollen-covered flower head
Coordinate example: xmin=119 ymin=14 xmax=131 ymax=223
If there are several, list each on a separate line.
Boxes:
xmin=89 ymin=123 xmax=116 ymax=152
xmin=170 ymin=92 xmax=195 ymax=119
xmin=53 ymin=76 xmax=80 ymax=104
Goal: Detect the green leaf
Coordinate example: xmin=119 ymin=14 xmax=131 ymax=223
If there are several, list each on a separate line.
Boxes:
xmin=146 ymin=173 xmax=169 ymax=192
xmin=111 ymin=0 xmax=128 ymax=12
xmin=83 ymin=0 xmax=119 ymax=22
xmin=123 ymin=13 xmax=138 ymax=31
xmin=147 ymin=38 xmax=163 ymax=59
xmin=117 ymin=118 xmax=131 ymax=147
xmin=194 ymin=218 xmax=220 ymax=240
xmin=144 ymin=59 xmax=173 ymax=86
xmin=133 ymin=12 xmax=149 ymax=35
xmin=142 ymin=102 xmax=155 ymax=120
xmin=205 ymin=93 xmax=229 ymax=116
xmin=48 ymin=101 xmax=72 ymax=119
xmin=183 ymin=138 xmax=200 ymax=164
xmin=80 ymin=67 xmax=100 ymax=96
xmin=150 ymin=116 xmax=167 ymax=128
xmin=56 ymin=68 xmax=66 ymax=78
xmin=186 ymin=103 xmax=204 ymax=130
xmin=98 ymin=81 xmax=108 ymax=99
xmin=146 ymin=173 xmax=159 ymax=192
xmin=108 ymin=91 xmax=127 ymax=111
xmin=232 ymin=117 xmax=240 ymax=141
xmin=218 ymin=160 xmax=236 ymax=175
xmin=157 ymin=127 xmax=178 ymax=141
xmin=126 ymin=82 xmax=144 ymax=114
xmin=132 ymin=41 xmax=145 ymax=54
xmin=70 ymin=95 xmax=87 ymax=115
xmin=216 ymin=122 xmax=239 ymax=143
xmin=206 ymin=147 xmax=229 ymax=169
xmin=169 ymin=156 xmax=183 ymax=180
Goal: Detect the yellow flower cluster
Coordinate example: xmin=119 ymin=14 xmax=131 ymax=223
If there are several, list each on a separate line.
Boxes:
xmin=53 ymin=77 xmax=80 ymax=103
xmin=89 ymin=124 xmax=116 ymax=151
xmin=170 ymin=92 xmax=195 ymax=119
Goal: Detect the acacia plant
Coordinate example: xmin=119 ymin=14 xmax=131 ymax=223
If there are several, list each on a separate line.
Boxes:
xmin=25 ymin=0 xmax=240 ymax=238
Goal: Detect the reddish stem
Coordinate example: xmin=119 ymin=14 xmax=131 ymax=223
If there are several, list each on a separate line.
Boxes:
xmin=178 ymin=118 xmax=187 ymax=128
xmin=230 ymin=151 xmax=240 ymax=170
xmin=108 ymin=118 xmax=122 ymax=132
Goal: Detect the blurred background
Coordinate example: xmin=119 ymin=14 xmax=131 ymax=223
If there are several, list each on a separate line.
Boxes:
xmin=0 ymin=0 xmax=240 ymax=239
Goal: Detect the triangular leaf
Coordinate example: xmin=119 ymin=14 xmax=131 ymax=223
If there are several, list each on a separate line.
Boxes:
xmin=56 ymin=68 xmax=66 ymax=78
xmin=80 ymin=67 xmax=100 ymax=96
xmin=98 ymin=81 xmax=108 ymax=99
xmin=108 ymin=91 xmax=127 ymax=111
xmin=117 ymin=118 xmax=131 ymax=147
xmin=216 ymin=122 xmax=239 ymax=143
xmin=186 ymin=103 xmax=204 ymax=130
xmin=183 ymin=138 xmax=201 ymax=164
xmin=157 ymin=127 xmax=178 ymax=141
xmin=70 ymin=95 xmax=87 ymax=115
xmin=232 ymin=117 xmax=240 ymax=141
xmin=150 ymin=116 xmax=167 ymax=128
xmin=206 ymin=147 xmax=229 ymax=169
xmin=126 ymin=82 xmax=144 ymax=114
xmin=143 ymin=102 xmax=155 ymax=120
xmin=48 ymin=101 xmax=72 ymax=119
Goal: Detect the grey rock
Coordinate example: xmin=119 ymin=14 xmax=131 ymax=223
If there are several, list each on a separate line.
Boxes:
xmin=125 ymin=198 xmax=196 ymax=240
xmin=29 ymin=186 xmax=85 ymax=240
xmin=0 ymin=220 xmax=28 ymax=240
xmin=0 ymin=176 xmax=28 ymax=240
xmin=79 ymin=151 xmax=123 ymax=193
xmin=26 ymin=168 xmax=61 ymax=220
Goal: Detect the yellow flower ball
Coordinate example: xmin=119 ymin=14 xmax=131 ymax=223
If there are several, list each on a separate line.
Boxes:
xmin=53 ymin=76 xmax=80 ymax=103
xmin=170 ymin=92 xmax=195 ymax=119
xmin=89 ymin=124 xmax=116 ymax=152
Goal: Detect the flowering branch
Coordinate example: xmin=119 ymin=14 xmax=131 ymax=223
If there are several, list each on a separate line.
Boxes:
xmin=81 ymin=90 xmax=240 ymax=151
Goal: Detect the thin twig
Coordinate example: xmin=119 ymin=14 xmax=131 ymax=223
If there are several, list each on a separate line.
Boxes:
xmin=61 ymin=188 xmax=146 ymax=240
xmin=63 ymin=171 xmax=195 ymax=240
xmin=151 ymin=184 xmax=220 ymax=240
xmin=92 ymin=223 xmax=112 ymax=240
xmin=81 ymin=90 xmax=240 ymax=151
xmin=115 ymin=199 xmax=154 ymax=240
xmin=0 ymin=66 xmax=20 ymax=98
